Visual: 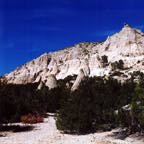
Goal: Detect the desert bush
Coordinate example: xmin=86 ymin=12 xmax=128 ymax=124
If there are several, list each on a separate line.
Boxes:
xmin=99 ymin=55 xmax=109 ymax=67
xmin=101 ymin=55 xmax=108 ymax=63
xmin=111 ymin=60 xmax=124 ymax=70
xmin=101 ymin=55 xmax=109 ymax=67
xmin=20 ymin=114 xmax=44 ymax=124
xmin=110 ymin=71 xmax=124 ymax=76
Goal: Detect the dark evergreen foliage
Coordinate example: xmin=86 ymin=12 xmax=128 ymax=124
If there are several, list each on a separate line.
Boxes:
xmin=101 ymin=55 xmax=108 ymax=63
xmin=0 ymin=80 xmax=69 ymax=123
xmin=111 ymin=60 xmax=124 ymax=70
xmin=0 ymin=71 xmax=144 ymax=134
xmin=56 ymin=77 xmax=134 ymax=134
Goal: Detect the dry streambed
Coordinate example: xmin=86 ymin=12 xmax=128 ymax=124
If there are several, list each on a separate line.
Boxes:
xmin=0 ymin=115 xmax=143 ymax=144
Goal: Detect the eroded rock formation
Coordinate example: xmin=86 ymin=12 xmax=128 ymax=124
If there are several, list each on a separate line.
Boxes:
xmin=71 ymin=69 xmax=86 ymax=91
xmin=5 ymin=24 xmax=144 ymax=84
xmin=45 ymin=74 xmax=57 ymax=90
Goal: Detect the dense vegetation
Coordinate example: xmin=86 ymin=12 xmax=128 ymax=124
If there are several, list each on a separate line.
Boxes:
xmin=56 ymin=77 xmax=135 ymax=134
xmin=0 ymin=80 xmax=67 ymax=123
xmin=118 ymin=71 xmax=144 ymax=133
xmin=0 ymin=72 xmax=144 ymax=134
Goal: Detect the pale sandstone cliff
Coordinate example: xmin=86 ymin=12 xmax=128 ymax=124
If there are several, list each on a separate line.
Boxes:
xmin=5 ymin=24 xmax=144 ymax=86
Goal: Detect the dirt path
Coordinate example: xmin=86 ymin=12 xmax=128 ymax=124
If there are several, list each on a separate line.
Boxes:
xmin=0 ymin=115 xmax=143 ymax=144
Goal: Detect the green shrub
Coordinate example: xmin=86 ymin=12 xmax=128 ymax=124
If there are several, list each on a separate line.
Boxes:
xmin=111 ymin=60 xmax=124 ymax=70
xmin=100 ymin=55 xmax=109 ymax=67
xmin=101 ymin=55 xmax=108 ymax=63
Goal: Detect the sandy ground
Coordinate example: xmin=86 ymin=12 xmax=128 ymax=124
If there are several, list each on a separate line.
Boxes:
xmin=0 ymin=114 xmax=143 ymax=144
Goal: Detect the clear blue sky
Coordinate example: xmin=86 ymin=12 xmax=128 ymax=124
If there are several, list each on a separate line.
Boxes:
xmin=0 ymin=0 xmax=144 ymax=75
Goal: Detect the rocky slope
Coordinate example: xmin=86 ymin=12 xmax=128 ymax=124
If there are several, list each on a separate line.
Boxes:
xmin=5 ymin=24 xmax=144 ymax=86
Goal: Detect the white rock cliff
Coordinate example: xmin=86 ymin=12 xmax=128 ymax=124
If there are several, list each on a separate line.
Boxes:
xmin=5 ymin=24 xmax=144 ymax=85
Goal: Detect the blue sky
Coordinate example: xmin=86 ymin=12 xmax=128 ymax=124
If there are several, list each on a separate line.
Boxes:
xmin=0 ymin=0 xmax=144 ymax=75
